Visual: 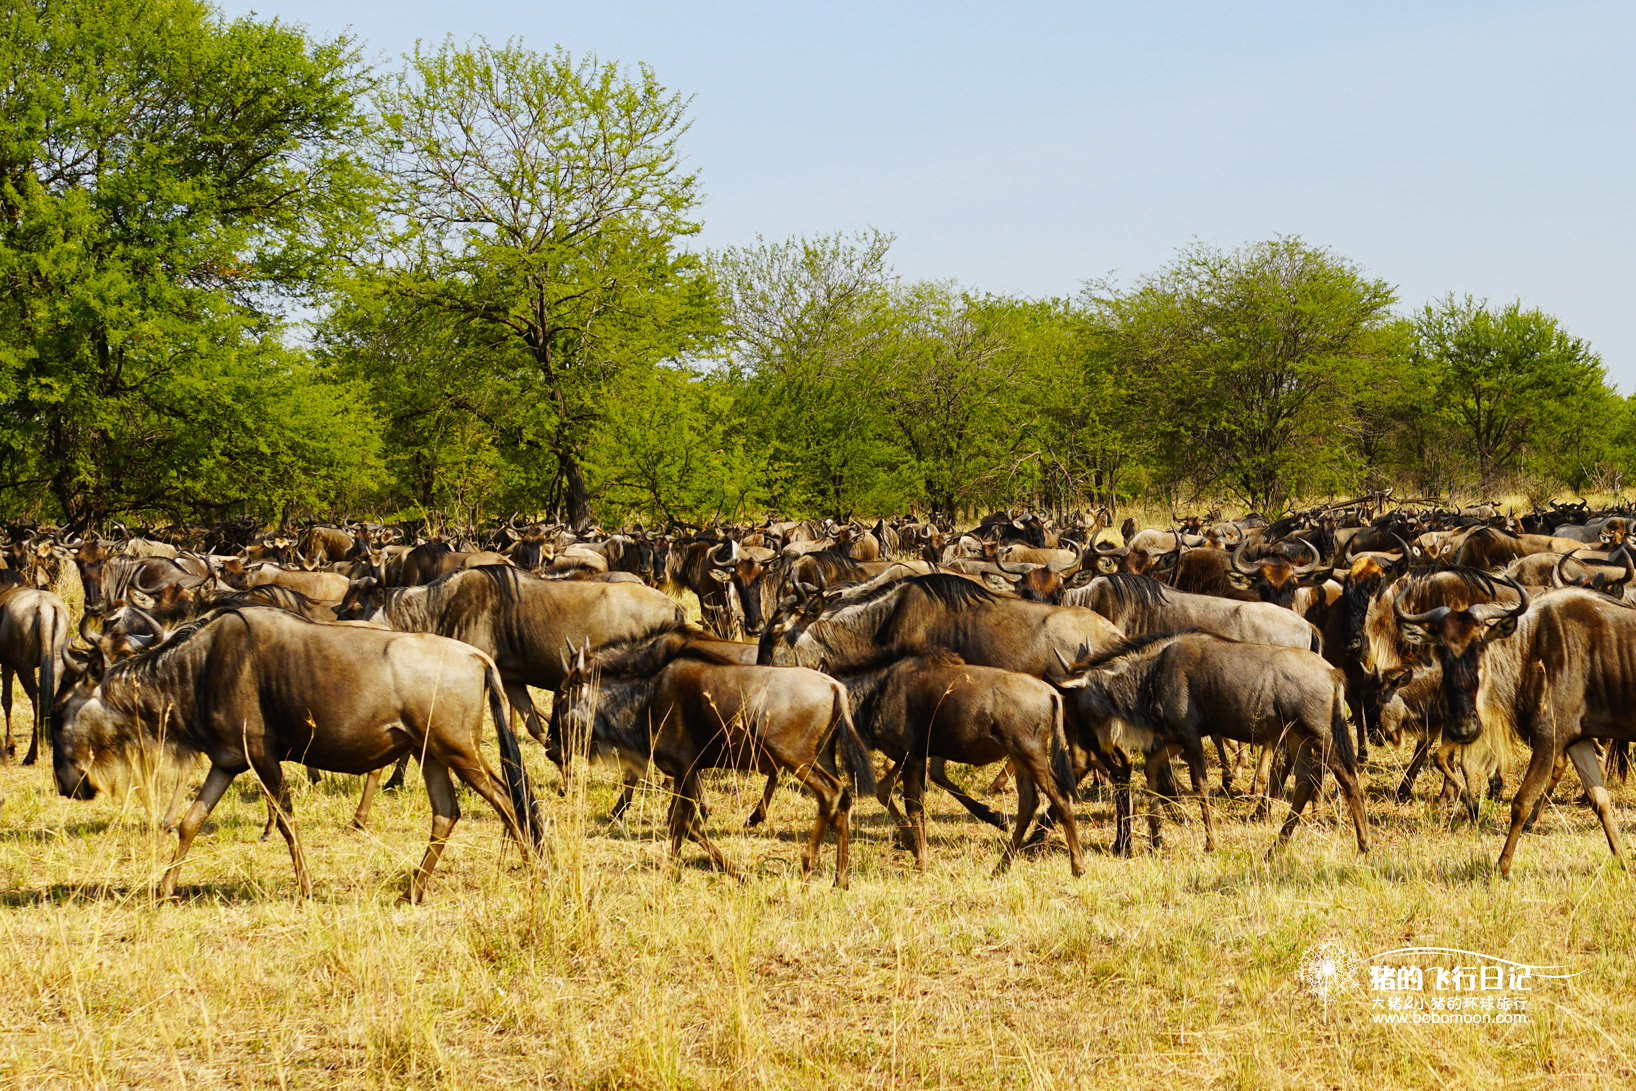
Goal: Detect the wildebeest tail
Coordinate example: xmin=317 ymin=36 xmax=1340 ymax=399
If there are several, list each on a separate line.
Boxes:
xmin=37 ymin=606 xmax=62 ymax=750
xmin=834 ymin=686 xmax=877 ymax=797
xmin=1308 ymin=623 xmax=1323 ymax=655
xmin=1331 ymin=681 xmax=1358 ymax=776
xmin=487 ymin=662 xmax=542 ymax=847
xmin=1049 ymin=691 xmax=1077 ymax=801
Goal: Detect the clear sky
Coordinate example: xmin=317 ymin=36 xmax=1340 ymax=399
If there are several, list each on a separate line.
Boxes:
xmin=221 ymin=0 xmax=1635 ymax=387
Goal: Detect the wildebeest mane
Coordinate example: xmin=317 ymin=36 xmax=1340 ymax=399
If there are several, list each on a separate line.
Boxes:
xmin=1069 ymin=627 xmax=1216 ymax=673
xmin=823 ymin=642 xmax=966 ymax=676
xmin=1098 ymin=572 xmax=1168 ymax=608
xmin=798 ymin=550 xmax=871 ymax=583
xmin=589 ymin=630 xmax=746 ymax=680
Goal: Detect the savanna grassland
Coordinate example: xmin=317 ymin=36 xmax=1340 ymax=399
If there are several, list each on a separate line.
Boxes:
xmin=0 ymin=698 xmax=1631 ymax=1091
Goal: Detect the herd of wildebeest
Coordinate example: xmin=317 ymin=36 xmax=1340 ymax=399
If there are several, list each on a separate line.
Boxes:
xmin=0 ymin=495 xmax=1633 ymax=900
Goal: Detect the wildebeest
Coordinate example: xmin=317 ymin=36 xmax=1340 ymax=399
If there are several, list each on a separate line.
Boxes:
xmin=1171 ymin=540 xmax=1328 ymax=608
xmin=1386 ymin=573 xmax=1530 ymax=745
xmin=757 ymin=572 xmax=1123 ymax=682
xmin=357 ymin=566 xmax=687 ymax=767
xmin=0 ymin=583 xmax=70 ymax=764
xmin=1399 ymin=586 xmax=1636 ymax=876
xmin=1057 ymin=630 xmax=1369 ymax=857
xmin=827 ymin=647 xmax=1085 ymax=875
xmin=550 ymin=639 xmax=875 ymax=887
xmin=53 ymin=607 xmax=542 ymax=902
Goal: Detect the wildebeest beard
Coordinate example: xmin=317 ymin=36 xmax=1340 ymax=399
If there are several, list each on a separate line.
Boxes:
xmin=554 ymin=673 xmax=652 ymax=763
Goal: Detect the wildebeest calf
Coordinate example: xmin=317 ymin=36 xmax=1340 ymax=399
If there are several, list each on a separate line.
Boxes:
xmin=551 ymin=640 xmax=876 ymax=887
xmin=1058 ymin=630 xmax=1369 ymax=857
xmin=828 ymin=646 xmax=1085 ymax=876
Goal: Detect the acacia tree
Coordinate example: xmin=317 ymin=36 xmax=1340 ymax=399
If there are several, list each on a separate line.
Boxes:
xmin=1414 ymin=295 xmax=1613 ymax=492
xmin=0 ymin=0 xmax=381 ymax=527
xmin=1092 ymin=238 xmax=1399 ymax=513
xmin=363 ymin=39 xmax=717 ymax=526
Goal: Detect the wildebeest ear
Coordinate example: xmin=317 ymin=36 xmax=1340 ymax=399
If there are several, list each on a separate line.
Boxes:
xmin=1396 ymin=621 xmax=1434 ymax=646
xmin=1483 ymin=616 xmax=1521 ymax=642
xmin=128 ymin=588 xmax=155 ymax=609
xmin=1094 ymin=556 xmax=1117 ymax=574
xmin=707 ymin=567 xmax=733 ymax=583
xmin=1056 ymin=674 xmax=1089 ymax=689
xmin=1226 ymin=571 xmax=1254 ymax=590
xmin=1381 ymin=666 xmax=1414 ymax=689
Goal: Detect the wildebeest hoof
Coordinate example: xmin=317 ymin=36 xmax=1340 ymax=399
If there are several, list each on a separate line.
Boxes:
xmin=345 ymin=820 xmax=366 ymax=833
xmin=745 ymin=811 xmax=765 ymax=829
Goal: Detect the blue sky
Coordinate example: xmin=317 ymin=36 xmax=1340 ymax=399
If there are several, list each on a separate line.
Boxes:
xmin=222 ymin=1 xmax=1635 ymax=387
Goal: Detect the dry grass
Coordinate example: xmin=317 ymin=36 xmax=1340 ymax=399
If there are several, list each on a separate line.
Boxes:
xmin=0 ymin=697 xmax=1632 ymax=1090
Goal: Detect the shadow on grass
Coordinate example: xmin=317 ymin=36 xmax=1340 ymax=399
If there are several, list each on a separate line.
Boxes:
xmin=0 ymin=817 xmax=115 ymax=842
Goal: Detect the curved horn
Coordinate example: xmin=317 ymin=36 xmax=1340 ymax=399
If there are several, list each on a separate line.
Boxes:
xmin=1551 ymin=550 xmax=1579 ymax=590
xmin=1612 ymin=544 xmax=1636 ymax=588
xmin=1053 ymin=647 xmax=1075 ymax=673
xmin=1469 ymin=576 xmax=1529 ymax=626
xmin=1048 ymin=538 xmax=1085 ymax=574
xmin=1230 ymin=540 xmax=1260 ymax=575
xmin=1392 ymin=581 xmax=1452 ymax=630
xmin=708 ymin=540 xmax=737 ymax=567
xmin=1093 ymin=538 xmax=1125 ymax=555
xmin=1292 ymin=538 xmax=1323 ymax=575
xmin=1389 ymin=533 xmax=1419 ymax=566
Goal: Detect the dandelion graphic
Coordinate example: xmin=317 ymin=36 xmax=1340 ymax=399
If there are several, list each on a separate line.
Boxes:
xmin=1298 ymin=939 xmax=1362 ymax=1021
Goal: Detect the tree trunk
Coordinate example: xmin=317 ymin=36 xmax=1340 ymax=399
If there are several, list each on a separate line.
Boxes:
xmin=559 ymin=448 xmax=591 ymax=529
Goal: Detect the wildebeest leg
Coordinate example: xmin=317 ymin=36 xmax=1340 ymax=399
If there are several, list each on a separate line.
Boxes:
xmin=348 ymin=768 xmax=383 ymax=832
xmin=159 ymin=764 xmax=238 ymax=899
xmin=1324 ymin=741 xmax=1370 ymax=853
xmin=1271 ymin=741 xmax=1322 ymax=854
xmin=786 ymin=762 xmax=845 ymax=885
xmin=1566 ymin=738 xmax=1629 ymax=868
xmin=1143 ymin=743 xmax=1182 ymax=849
xmin=873 ymin=758 xmax=917 ymax=850
xmin=996 ymin=764 xmax=1043 ymax=876
xmin=252 ymin=756 xmax=313 ymax=897
xmin=928 ymin=758 xmax=1007 ymax=830
xmin=160 ymin=774 xmax=191 ymax=833
xmin=18 ymin=668 xmax=40 ymax=766
xmin=1522 ymin=751 xmax=1572 ymax=832
xmin=610 ymin=770 xmax=640 ymax=823
xmin=1 ymin=666 xmax=13 ymax=760
xmin=260 ymin=781 xmax=295 ymax=842
xmin=1432 ymin=742 xmax=1462 ymax=809
xmin=745 ymin=771 xmax=781 ymax=829
xmin=1247 ymin=745 xmax=1278 ymax=820
xmin=902 ymin=756 xmax=928 ymax=870
xmin=1397 ymin=734 xmax=1437 ymax=803
xmin=404 ymin=757 xmax=461 ymax=904
xmin=1215 ymin=737 xmax=1235 ymax=795
xmin=1499 ymin=741 xmax=1561 ymax=878
xmin=1106 ymin=746 xmax=1135 ymax=857
xmin=985 ymin=759 xmax=1013 ymax=795
xmin=1182 ymin=738 xmax=1216 ymax=852
xmin=381 ymin=752 xmax=411 ymax=791
xmin=673 ymin=771 xmax=736 ymax=878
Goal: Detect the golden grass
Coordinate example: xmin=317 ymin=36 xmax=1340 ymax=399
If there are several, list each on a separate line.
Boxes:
xmin=0 ymin=701 xmax=1632 ymax=1090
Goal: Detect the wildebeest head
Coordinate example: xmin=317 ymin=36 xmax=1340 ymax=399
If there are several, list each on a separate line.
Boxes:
xmin=1392 ymin=574 xmax=1528 ymax=743
xmin=707 ymin=540 xmax=786 ymax=636
xmin=1227 ymin=540 xmax=1327 ymax=608
xmin=1090 ymin=539 xmax=1178 ymax=578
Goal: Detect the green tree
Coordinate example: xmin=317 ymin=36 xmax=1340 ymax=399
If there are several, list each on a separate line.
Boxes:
xmin=1091 ymin=238 xmax=1400 ymax=513
xmin=360 ymin=39 xmax=718 ymax=526
xmin=1413 ymin=295 xmax=1613 ymax=493
xmin=0 ymin=0 xmax=381 ymax=527
xmin=712 ymin=230 xmax=909 ymax=517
